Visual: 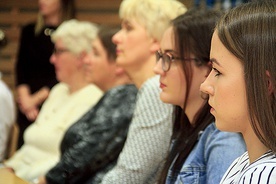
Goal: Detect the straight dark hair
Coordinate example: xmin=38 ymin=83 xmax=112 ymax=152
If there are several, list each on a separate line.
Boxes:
xmin=216 ymin=1 xmax=276 ymax=152
xmin=158 ymin=9 xmax=222 ymax=183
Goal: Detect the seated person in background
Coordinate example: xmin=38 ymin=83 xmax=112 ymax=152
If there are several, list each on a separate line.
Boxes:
xmin=0 ymin=72 xmax=15 ymax=162
xmin=101 ymin=0 xmax=186 ymax=183
xmin=154 ymin=9 xmax=246 ymax=184
xmin=36 ymin=26 xmax=138 ymax=184
xmin=0 ymin=29 xmax=15 ymax=162
xmin=3 ymin=19 xmax=103 ymax=182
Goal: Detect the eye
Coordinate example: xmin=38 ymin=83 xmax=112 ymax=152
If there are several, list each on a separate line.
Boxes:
xmin=122 ymin=22 xmax=133 ymax=32
xmin=212 ymin=67 xmax=221 ymax=77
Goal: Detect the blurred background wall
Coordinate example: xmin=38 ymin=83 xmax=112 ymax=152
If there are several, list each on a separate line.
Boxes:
xmin=0 ymin=0 xmax=193 ymax=94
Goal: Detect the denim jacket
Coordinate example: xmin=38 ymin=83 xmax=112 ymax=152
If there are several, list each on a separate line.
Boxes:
xmin=166 ymin=123 xmax=246 ymax=184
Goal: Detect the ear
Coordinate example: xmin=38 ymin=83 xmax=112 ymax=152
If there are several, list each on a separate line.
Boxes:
xmin=266 ymin=70 xmax=274 ymax=95
xmin=149 ymin=38 xmax=160 ymax=53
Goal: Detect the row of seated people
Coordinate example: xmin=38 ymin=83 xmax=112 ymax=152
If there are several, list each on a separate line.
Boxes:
xmin=1 ymin=0 xmax=276 ymax=184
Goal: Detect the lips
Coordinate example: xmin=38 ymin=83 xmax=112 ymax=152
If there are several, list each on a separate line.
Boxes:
xmin=208 ymin=101 xmax=215 ymax=113
xmin=159 ymin=82 xmax=166 ymax=89
xmin=116 ymin=49 xmax=122 ymax=55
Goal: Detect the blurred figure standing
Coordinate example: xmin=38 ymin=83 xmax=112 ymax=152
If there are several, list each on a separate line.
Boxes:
xmin=0 ymin=29 xmax=15 ymax=161
xmin=15 ymin=0 xmax=76 ymax=149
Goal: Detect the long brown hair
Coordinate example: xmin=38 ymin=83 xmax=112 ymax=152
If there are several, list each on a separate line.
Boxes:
xmin=158 ymin=9 xmax=222 ymax=183
xmin=216 ymin=1 xmax=276 ymax=152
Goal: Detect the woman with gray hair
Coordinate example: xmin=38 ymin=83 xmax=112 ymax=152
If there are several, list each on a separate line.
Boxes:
xmin=3 ymin=19 xmax=103 ymax=182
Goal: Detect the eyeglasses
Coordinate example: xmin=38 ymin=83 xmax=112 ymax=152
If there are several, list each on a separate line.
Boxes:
xmin=53 ymin=47 xmax=69 ymax=56
xmin=156 ymin=50 xmax=200 ymax=72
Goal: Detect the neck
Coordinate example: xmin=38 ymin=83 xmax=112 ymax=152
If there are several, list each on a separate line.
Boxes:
xmin=243 ymin=125 xmax=269 ymax=163
xmin=69 ymin=81 xmax=89 ymax=94
xmin=101 ymin=74 xmax=132 ymax=92
xmin=67 ymin=71 xmax=90 ymax=94
xmin=184 ymin=98 xmax=206 ymax=125
xmin=126 ymin=55 xmax=156 ymax=89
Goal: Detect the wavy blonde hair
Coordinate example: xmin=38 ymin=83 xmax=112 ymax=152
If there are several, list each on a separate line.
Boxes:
xmin=119 ymin=0 xmax=187 ymax=42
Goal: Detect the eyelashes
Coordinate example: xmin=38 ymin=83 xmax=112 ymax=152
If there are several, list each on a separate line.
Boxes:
xmin=212 ymin=67 xmax=221 ymax=77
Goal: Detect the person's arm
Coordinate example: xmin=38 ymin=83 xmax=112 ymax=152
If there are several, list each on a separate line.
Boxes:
xmin=0 ymin=80 xmax=15 ymax=161
xmin=17 ymin=85 xmax=49 ymax=121
xmin=102 ymin=77 xmax=173 ymax=183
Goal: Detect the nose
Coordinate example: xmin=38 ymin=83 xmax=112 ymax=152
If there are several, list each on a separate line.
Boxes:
xmin=153 ymin=58 xmax=164 ymax=75
xmin=200 ymin=76 xmax=214 ymax=96
xmin=112 ymin=29 xmax=122 ymax=45
xmin=83 ymin=53 xmax=92 ymax=65
xmin=50 ymin=53 xmax=56 ymax=64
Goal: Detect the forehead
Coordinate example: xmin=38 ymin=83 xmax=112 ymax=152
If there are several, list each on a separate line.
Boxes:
xmin=211 ymin=32 xmax=243 ymax=71
xmin=55 ymin=38 xmax=65 ymax=48
xmin=122 ymin=18 xmax=144 ymax=28
xmin=160 ymin=27 xmax=174 ymax=50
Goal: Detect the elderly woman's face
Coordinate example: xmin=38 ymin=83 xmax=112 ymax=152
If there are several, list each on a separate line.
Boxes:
xmin=112 ymin=18 xmax=156 ymax=72
xmin=50 ymin=38 xmax=78 ymax=84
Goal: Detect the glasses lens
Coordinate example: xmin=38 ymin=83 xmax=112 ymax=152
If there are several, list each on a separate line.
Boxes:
xmin=156 ymin=51 xmax=162 ymax=63
xmin=162 ymin=54 xmax=171 ymax=71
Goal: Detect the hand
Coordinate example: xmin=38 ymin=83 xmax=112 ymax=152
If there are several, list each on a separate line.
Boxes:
xmin=17 ymin=94 xmax=37 ymax=114
xmin=25 ymin=107 xmax=39 ymax=121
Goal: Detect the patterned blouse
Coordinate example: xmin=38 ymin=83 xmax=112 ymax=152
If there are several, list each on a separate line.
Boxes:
xmin=45 ymin=84 xmax=138 ymax=184
xmin=102 ymin=75 xmax=174 ymax=184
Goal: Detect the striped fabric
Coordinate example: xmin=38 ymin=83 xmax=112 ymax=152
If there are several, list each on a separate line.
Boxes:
xmin=220 ymin=150 xmax=276 ymax=184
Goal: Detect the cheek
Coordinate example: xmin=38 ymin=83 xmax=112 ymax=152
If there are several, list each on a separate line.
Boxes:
xmin=215 ymin=84 xmax=248 ymax=131
xmin=168 ymin=69 xmax=186 ymax=105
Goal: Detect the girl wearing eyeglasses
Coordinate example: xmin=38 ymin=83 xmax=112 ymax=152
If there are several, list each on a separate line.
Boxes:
xmin=154 ymin=9 xmax=246 ymax=184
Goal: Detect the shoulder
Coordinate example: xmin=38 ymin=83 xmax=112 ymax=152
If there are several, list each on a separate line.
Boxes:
xmin=50 ymin=83 xmax=67 ymax=92
xmin=239 ymin=153 xmax=276 ymax=183
xmin=47 ymin=83 xmax=68 ymax=97
xmin=202 ymin=123 xmax=244 ymax=144
xmin=0 ymin=80 xmax=10 ymax=95
xmin=100 ymin=84 xmax=137 ymax=110
xmin=108 ymin=84 xmax=137 ymax=98
xmin=199 ymin=123 xmax=246 ymax=158
xmin=85 ymin=84 xmax=103 ymax=96
xmin=21 ymin=23 xmax=35 ymax=34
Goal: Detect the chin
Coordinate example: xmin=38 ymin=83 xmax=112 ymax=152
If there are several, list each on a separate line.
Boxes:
xmin=160 ymin=94 xmax=173 ymax=105
xmin=214 ymin=119 xmax=227 ymax=131
xmin=115 ymin=57 xmax=125 ymax=65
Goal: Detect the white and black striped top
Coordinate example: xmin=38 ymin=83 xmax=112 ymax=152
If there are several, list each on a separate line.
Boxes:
xmin=220 ymin=150 xmax=276 ymax=183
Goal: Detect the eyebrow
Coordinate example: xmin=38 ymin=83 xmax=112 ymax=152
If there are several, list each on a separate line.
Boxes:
xmin=162 ymin=49 xmax=178 ymax=55
xmin=210 ymin=58 xmax=221 ymax=66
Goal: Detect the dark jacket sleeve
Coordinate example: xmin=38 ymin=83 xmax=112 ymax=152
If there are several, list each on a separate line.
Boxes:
xmin=45 ymin=85 xmax=137 ymax=184
xmin=15 ymin=24 xmax=33 ymax=86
